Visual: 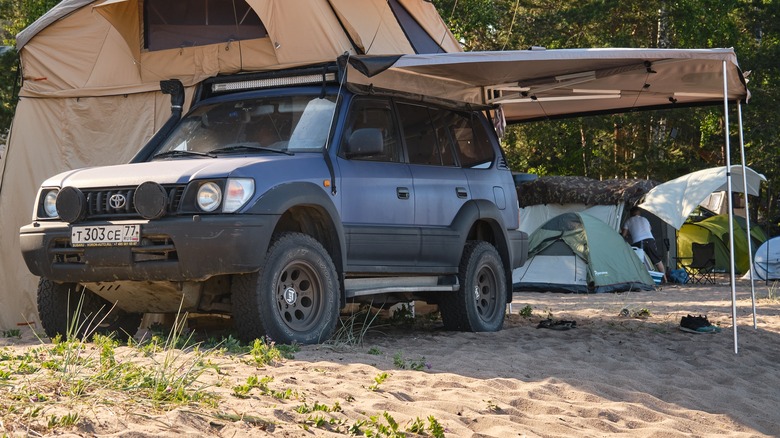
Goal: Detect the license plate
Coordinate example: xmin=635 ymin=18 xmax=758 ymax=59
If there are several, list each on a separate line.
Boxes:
xmin=71 ymin=224 xmax=141 ymax=247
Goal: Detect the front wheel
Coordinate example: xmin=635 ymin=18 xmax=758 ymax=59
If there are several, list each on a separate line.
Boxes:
xmin=232 ymin=232 xmax=340 ymax=345
xmin=439 ymin=241 xmax=507 ymax=332
xmin=37 ymin=278 xmax=142 ymax=341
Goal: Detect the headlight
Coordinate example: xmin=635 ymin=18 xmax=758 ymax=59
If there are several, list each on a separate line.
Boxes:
xmin=197 ymin=182 xmax=222 ymax=212
xmin=223 ymin=178 xmax=255 ymax=213
xmin=42 ymin=189 xmax=59 ymax=218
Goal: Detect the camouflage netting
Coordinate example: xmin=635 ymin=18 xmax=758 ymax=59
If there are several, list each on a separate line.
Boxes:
xmin=517 ymin=176 xmax=657 ymax=208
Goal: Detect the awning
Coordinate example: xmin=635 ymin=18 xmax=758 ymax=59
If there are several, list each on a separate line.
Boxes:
xmin=346 ymin=48 xmax=749 ymax=122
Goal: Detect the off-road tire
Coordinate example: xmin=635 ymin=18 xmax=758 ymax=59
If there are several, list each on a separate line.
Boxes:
xmin=37 ymin=278 xmax=142 ymax=341
xmin=439 ymin=241 xmax=507 ymax=332
xmin=232 ymin=232 xmax=340 ymax=344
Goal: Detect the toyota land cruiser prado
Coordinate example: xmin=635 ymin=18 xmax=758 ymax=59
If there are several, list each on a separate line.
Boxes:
xmin=20 ymin=65 xmax=528 ymax=344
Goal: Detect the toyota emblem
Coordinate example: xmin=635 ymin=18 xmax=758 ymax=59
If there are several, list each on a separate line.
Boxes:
xmin=109 ymin=194 xmax=127 ymax=209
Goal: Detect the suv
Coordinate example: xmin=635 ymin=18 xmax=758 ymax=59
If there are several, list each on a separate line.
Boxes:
xmin=20 ymin=66 xmax=528 ymax=344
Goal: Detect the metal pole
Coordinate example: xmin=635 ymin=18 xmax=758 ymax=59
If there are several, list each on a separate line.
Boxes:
xmin=723 ymin=61 xmax=738 ymax=354
xmin=737 ymin=103 xmax=758 ymax=329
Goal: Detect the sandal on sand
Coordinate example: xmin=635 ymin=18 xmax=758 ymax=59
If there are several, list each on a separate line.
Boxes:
xmin=537 ymin=319 xmax=577 ymax=330
xmin=679 ymin=314 xmax=722 ymax=334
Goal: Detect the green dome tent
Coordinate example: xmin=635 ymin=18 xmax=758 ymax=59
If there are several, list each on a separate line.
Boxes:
xmin=513 ymin=212 xmax=655 ymax=293
xmin=677 ymin=215 xmax=767 ymax=274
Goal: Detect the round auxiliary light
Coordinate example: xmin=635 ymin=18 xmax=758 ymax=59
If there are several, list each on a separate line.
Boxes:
xmin=134 ymin=181 xmax=168 ymax=220
xmin=56 ymin=186 xmax=87 ymax=223
xmin=197 ymin=182 xmax=222 ymax=212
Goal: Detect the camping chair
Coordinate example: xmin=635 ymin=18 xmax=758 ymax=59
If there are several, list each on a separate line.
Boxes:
xmin=683 ymin=242 xmax=716 ymax=284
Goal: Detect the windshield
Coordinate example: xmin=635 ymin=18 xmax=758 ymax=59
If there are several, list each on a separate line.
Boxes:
xmin=155 ymin=94 xmax=338 ymax=157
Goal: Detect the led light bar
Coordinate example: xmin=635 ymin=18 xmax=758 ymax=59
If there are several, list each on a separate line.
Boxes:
xmin=212 ymin=73 xmax=337 ymax=93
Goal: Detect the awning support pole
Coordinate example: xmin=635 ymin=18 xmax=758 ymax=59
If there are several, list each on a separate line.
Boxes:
xmin=737 ymin=102 xmax=758 ymax=329
xmin=723 ymin=61 xmax=738 ymax=354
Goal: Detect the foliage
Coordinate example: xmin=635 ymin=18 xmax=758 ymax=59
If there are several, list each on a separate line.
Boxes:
xmin=367 ymin=371 xmax=389 ymax=391
xmin=392 ymin=352 xmax=429 ymax=371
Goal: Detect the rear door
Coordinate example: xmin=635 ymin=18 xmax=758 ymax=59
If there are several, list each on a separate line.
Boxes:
xmin=396 ymin=102 xmax=467 ymax=268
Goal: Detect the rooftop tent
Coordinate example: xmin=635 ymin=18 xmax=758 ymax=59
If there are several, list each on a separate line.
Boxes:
xmin=14 ymin=0 xmax=461 ymax=97
xmin=677 ymin=215 xmax=767 ymax=274
xmin=0 ymin=0 xmax=460 ymax=329
xmin=512 ymin=212 xmax=654 ymax=293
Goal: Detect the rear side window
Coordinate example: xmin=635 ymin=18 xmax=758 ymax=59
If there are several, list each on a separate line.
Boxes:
xmin=453 ymin=114 xmax=495 ymax=169
xmin=396 ymin=102 xmax=493 ymax=168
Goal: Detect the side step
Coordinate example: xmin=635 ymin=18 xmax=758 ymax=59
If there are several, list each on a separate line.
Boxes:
xmin=344 ymin=276 xmax=459 ymax=298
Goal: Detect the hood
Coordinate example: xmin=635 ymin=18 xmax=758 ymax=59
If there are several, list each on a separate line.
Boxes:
xmin=41 ymin=156 xmax=276 ymax=188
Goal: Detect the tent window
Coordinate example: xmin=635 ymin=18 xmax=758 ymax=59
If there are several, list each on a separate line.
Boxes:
xmin=387 ymin=0 xmax=444 ymax=54
xmin=144 ymin=0 xmax=266 ymax=51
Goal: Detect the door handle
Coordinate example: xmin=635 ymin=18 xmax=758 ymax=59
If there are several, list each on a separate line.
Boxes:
xmin=456 ymin=187 xmax=468 ymax=199
xmin=397 ymin=187 xmax=410 ymax=200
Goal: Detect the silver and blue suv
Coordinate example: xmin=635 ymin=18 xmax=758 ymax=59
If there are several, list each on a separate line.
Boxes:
xmin=20 ymin=65 xmax=528 ymax=344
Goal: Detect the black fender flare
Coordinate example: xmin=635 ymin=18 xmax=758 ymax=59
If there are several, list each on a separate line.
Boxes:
xmin=450 ymin=199 xmax=516 ymax=299
xmin=247 ymin=182 xmax=347 ymax=297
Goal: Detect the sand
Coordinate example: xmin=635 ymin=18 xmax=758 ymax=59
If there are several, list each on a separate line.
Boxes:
xmin=2 ymin=279 xmax=779 ymax=437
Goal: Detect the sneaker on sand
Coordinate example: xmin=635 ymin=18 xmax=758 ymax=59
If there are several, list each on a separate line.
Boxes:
xmin=679 ymin=314 xmax=722 ymax=334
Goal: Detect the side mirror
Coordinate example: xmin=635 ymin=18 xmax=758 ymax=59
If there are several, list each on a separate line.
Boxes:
xmin=346 ymin=128 xmax=383 ymax=157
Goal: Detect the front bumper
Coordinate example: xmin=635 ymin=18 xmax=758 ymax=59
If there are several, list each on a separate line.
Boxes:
xmin=20 ymin=214 xmax=278 ymax=283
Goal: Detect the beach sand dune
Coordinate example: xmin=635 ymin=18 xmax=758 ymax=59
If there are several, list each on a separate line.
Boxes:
xmin=2 ymin=281 xmax=779 ymax=437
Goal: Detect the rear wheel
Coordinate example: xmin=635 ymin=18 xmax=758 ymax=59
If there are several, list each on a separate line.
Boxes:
xmin=439 ymin=241 xmax=507 ymax=332
xmin=37 ymin=278 xmax=142 ymax=341
xmin=232 ymin=232 xmax=340 ymax=344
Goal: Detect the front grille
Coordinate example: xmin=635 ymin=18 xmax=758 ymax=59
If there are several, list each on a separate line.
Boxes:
xmin=83 ymin=185 xmax=186 ymax=220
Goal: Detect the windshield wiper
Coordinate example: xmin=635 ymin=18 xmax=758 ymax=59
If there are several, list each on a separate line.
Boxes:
xmin=152 ymin=150 xmax=216 ymax=159
xmin=210 ymin=143 xmax=294 ymax=156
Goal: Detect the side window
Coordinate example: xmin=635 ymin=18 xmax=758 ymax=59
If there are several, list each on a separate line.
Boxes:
xmin=341 ymin=98 xmax=401 ymax=162
xmin=452 ymin=113 xmax=495 ymax=169
xmin=397 ymin=103 xmax=441 ymax=166
xmin=429 ymin=110 xmax=459 ymax=167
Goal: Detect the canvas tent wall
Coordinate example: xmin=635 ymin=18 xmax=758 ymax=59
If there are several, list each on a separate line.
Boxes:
xmin=512 ymin=212 xmax=654 ymax=293
xmin=677 ymin=215 xmax=767 ymax=274
xmin=0 ymin=0 xmax=460 ymax=329
xmin=514 ymin=175 xmax=676 ymax=272
xmin=515 ymin=176 xmax=655 ymax=233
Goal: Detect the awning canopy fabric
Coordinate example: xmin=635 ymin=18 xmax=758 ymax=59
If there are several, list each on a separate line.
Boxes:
xmin=346 ymin=48 xmax=749 ymax=122
xmin=638 ymin=166 xmax=766 ymax=230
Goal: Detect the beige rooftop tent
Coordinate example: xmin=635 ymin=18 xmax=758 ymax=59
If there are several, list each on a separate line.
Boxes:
xmin=0 ymin=0 xmax=460 ymax=329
